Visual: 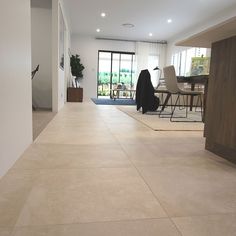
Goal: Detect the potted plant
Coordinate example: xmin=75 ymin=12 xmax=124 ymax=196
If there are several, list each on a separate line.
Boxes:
xmin=67 ymin=54 xmax=85 ymax=102
xmin=70 ymin=54 xmax=85 ymax=88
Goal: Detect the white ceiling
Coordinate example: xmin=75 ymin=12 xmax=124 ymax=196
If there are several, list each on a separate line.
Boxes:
xmin=64 ymin=0 xmax=236 ymax=42
xmin=176 ymin=16 xmax=236 ymax=48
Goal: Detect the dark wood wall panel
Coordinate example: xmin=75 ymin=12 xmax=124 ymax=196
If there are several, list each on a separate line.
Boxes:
xmin=205 ymin=36 xmax=236 ymax=163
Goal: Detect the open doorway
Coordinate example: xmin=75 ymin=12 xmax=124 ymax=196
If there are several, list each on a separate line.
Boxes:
xmin=31 ymin=0 xmax=55 ymax=140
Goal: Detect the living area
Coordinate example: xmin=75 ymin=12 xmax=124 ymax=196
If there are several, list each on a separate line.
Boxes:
xmin=1 ymin=0 xmax=236 ymax=235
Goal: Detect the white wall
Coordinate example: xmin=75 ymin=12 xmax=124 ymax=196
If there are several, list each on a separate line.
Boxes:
xmin=71 ymin=36 xmax=135 ymax=98
xmin=52 ymin=0 xmax=71 ymax=112
xmin=0 ymin=0 xmax=32 ymax=178
xmin=31 ymin=7 xmax=52 ymax=109
xmin=166 ymin=43 xmax=190 ymax=66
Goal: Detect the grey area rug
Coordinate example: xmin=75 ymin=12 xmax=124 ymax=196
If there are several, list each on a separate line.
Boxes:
xmin=91 ymin=98 xmax=136 ymax=106
xmin=117 ymin=106 xmax=204 ymax=131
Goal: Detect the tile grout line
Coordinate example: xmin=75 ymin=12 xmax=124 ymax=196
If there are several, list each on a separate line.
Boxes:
xmin=10 ymin=170 xmax=41 ymax=231
xmin=14 ymin=104 xmax=161 ymax=231
xmin=107 ymin=107 xmax=184 ymax=236
xmin=8 ymin=103 xmax=236 ymax=234
xmin=110 ymin=107 xmax=185 ymax=235
xmin=121 ymin=150 xmax=184 ymax=236
xmin=12 ymin=217 xmax=171 ymax=230
xmin=101 ymin=109 xmax=183 ymax=236
xmin=131 ymin=164 xmax=183 ymax=236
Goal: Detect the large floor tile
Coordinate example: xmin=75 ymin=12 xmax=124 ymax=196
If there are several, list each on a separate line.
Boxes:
xmin=13 ymin=219 xmax=180 ymax=236
xmin=121 ymin=143 xmax=221 ymax=167
xmin=2 ymin=101 xmax=236 ymax=235
xmin=16 ymin=168 xmax=166 ymax=226
xmin=42 ymin=124 xmax=109 ymax=133
xmin=36 ymin=131 xmax=117 ymax=145
xmin=147 ymin=137 xmax=205 ymax=155
xmin=113 ymin=131 xmax=158 ymax=145
xmin=13 ymin=143 xmax=132 ymax=170
xmin=173 ymin=214 xmax=236 ymax=236
xmin=0 ymin=228 xmax=12 ymax=236
xmin=0 ymin=170 xmax=38 ymax=227
xmin=32 ymin=110 xmax=56 ymax=140
xmin=139 ymin=162 xmax=236 ymax=217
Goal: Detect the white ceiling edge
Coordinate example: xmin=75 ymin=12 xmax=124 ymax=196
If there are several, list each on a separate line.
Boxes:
xmin=168 ymin=6 xmax=236 ymax=47
xmin=176 ymin=16 xmax=236 ymax=48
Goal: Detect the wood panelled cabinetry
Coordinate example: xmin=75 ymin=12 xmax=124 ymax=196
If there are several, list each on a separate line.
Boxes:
xmin=205 ymin=36 xmax=236 ymax=163
xmin=67 ymin=87 xmax=83 ymax=102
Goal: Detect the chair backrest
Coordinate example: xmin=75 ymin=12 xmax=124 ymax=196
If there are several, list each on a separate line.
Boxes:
xmin=163 ymin=65 xmax=180 ymax=93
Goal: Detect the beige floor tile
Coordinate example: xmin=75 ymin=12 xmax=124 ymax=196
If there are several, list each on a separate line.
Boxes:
xmin=16 ymin=168 xmax=166 ymax=226
xmin=106 ymin=123 xmax=149 ymax=134
xmin=139 ymin=162 xmax=236 ymax=217
xmin=13 ymin=143 xmax=132 ymax=169
xmin=43 ymin=121 xmax=109 ymax=130
xmin=0 ymin=228 xmax=12 ymax=236
xmin=113 ymin=131 xmax=158 ymax=145
xmin=121 ymin=143 xmax=221 ymax=167
xmin=36 ymin=131 xmax=117 ymax=145
xmin=173 ymin=214 xmax=236 ymax=236
xmin=150 ymin=131 xmax=204 ymax=138
xmin=113 ymin=135 xmax=146 ymax=145
xmin=0 ymin=170 xmax=38 ymax=227
xmin=13 ymin=219 xmax=180 ymax=236
xmin=1 ymin=101 xmax=236 ymax=235
xmin=32 ymin=110 xmax=56 ymax=140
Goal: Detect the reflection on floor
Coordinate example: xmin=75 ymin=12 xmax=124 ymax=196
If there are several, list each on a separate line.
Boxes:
xmin=0 ymin=101 xmax=236 ymax=236
xmin=32 ymin=109 xmax=56 ymax=140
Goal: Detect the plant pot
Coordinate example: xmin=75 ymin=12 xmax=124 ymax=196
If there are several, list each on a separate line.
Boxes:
xmin=67 ymin=87 xmax=83 ymax=102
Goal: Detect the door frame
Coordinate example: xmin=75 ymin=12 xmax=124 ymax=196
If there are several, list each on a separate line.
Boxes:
xmin=97 ymin=50 xmax=135 ymax=98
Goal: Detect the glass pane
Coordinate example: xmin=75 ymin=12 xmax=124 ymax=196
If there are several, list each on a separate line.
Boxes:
xmin=180 ymin=50 xmax=186 ymax=76
xmin=190 ymin=48 xmax=209 ymax=76
xmin=111 ymin=53 xmax=120 ymax=89
xmin=120 ymin=54 xmax=132 ymax=89
xmin=171 ymin=47 xmax=210 ymax=77
xmin=132 ymin=55 xmax=136 ymax=88
xmin=98 ymin=52 xmax=111 ymax=97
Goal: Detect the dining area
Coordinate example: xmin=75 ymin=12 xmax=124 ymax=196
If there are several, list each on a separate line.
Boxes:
xmin=136 ymin=66 xmax=208 ymax=123
xmin=156 ymin=70 xmax=208 ymax=122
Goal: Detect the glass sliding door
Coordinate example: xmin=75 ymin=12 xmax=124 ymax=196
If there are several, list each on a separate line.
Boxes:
xmin=120 ymin=54 xmax=133 ymax=89
xmin=97 ymin=50 xmax=135 ymax=98
xmin=111 ymin=53 xmax=120 ymax=91
xmin=98 ymin=52 xmax=112 ymax=96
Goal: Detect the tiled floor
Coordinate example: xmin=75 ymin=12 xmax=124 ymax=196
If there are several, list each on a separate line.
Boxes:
xmin=1 ymin=101 xmax=236 ymax=236
xmin=32 ymin=110 xmax=56 ymax=140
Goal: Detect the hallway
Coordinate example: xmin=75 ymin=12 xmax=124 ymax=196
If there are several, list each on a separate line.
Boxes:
xmin=0 ymin=102 xmax=236 ymax=236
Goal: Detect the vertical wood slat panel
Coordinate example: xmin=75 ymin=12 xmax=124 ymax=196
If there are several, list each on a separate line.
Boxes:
xmin=205 ymin=36 xmax=236 ymax=163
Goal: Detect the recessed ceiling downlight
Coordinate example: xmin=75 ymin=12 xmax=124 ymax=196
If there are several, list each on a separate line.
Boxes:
xmin=96 ymin=28 xmax=101 ymax=32
xmin=101 ymin=12 xmax=106 ymax=17
xmin=149 ymin=33 xmax=153 ymax=37
xmin=167 ymin=19 xmax=172 ymax=23
xmin=122 ymin=23 xmax=135 ymax=28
